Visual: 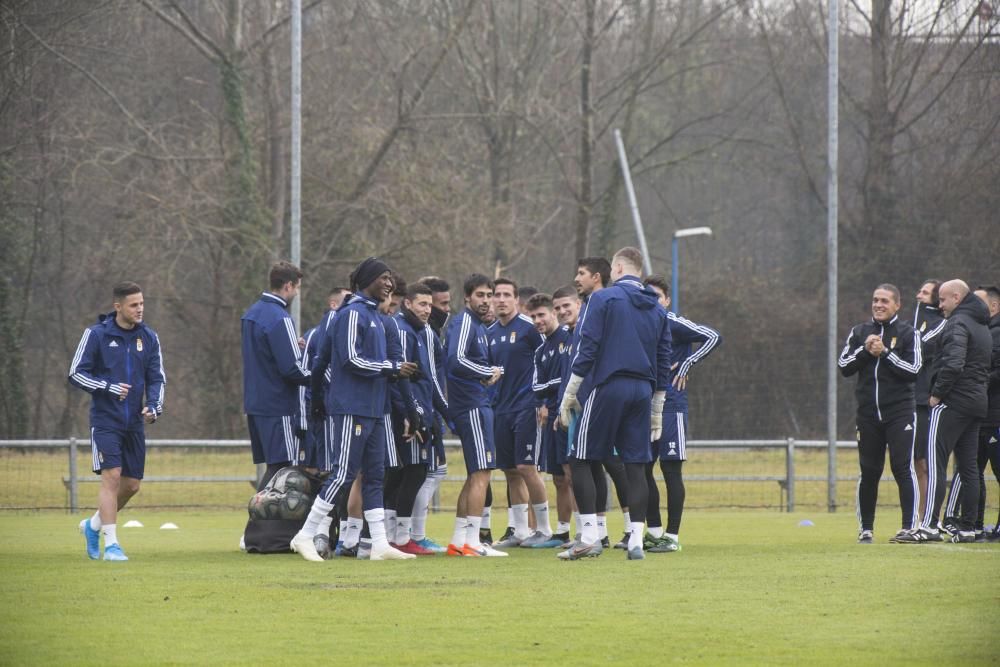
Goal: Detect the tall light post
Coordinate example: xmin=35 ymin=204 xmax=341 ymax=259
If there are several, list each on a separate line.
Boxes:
xmin=670 ymin=226 xmax=713 ymax=314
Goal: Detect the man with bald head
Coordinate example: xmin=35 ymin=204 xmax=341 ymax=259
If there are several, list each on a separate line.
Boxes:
xmin=906 ymin=280 xmax=992 ymax=543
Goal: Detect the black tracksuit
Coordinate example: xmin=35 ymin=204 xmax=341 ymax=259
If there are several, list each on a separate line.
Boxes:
xmin=912 ymin=303 xmax=945 ymax=460
xmin=838 ymin=314 xmax=922 ymax=532
xmin=922 ymin=293 xmax=993 ymax=532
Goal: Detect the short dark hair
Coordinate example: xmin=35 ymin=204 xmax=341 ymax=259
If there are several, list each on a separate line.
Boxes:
xmin=113 ymin=281 xmax=142 ymax=301
xmin=921 ymin=279 xmax=942 ymax=304
xmin=391 ymin=273 xmax=407 ymax=297
xmin=463 ymin=273 xmax=494 ymax=297
xmin=494 ymin=277 xmax=518 ymax=296
xmin=577 ymin=257 xmax=611 ymax=287
xmin=526 ymin=293 xmax=553 ymax=311
xmin=613 ymin=247 xmax=644 ymax=273
xmin=875 ymin=283 xmax=901 ymax=304
xmin=329 ymin=287 xmax=348 ymax=298
xmin=269 ymin=261 xmax=303 ymax=290
xmin=418 ymin=276 xmax=450 ymax=294
xmin=976 ymin=284 xmax=1000 ymax=304
xmin=406 ymin=282 xmax=433 ymax=301
xmin=644 ymin=274 xmax=670 ymax=295
xmin=552 ymin=285 xmax=578 ymax=301
xmin=518 ymin=286 xmax=538 ymax=303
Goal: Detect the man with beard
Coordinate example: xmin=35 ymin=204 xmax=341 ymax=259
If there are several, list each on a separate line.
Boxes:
xmin=911 ymin=279 xmax=945 ymax=520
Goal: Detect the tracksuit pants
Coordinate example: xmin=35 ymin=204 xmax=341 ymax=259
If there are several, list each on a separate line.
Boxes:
xmin=856 ymin=413 xmax=918 ymax=532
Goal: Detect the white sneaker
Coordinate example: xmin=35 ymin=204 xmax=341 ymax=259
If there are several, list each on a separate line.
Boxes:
xmin=290 ymin=532 xmax=324 ymax=562
xmin=479 ymin=543 xmax=509 ymax=557
xmin=370 ymin=544 xmax=416 ymax=560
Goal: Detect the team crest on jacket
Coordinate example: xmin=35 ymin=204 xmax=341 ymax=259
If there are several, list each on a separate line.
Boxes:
xmin=136 ymin=338 xmax=143 ymax=352
xmin=920 ymin=321 xmax=927 ymax=332
xmin=355 ymin=423 xmax=363 ymax=437
xmin=559 ymin=343 xmax=565 ymax=353
xmin=510 ymin=332 xmax=517 ymax=343
xmin=890 ymin=337 xmax=896 ymax=349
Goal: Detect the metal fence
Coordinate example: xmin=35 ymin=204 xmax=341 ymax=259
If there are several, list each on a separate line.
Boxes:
xmin=1 ymin=438 xmax=995 ymax=514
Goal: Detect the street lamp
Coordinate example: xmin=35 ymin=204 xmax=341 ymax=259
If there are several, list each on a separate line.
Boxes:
xmin=670 ymin=226 xmax=713 ymax=314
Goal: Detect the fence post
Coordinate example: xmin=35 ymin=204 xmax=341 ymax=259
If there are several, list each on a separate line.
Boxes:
xmin=68 ymin=437 xmax=79 ymax=513
xmin=785 ymin=438 xmax=795 ymax=513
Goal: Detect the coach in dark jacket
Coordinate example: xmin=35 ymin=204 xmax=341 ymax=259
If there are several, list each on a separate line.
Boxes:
xmin=838 ymin=284 xmax=922 ymax=543
xmin=972 ymin=286 xmax=1000 ymax=536
xmin=915 ymin=280 xmax=992 ymax=542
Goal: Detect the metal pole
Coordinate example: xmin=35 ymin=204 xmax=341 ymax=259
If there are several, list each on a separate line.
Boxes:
xmin=290 ymin=0 xmax=303 ymax=333
xmin=69 ymin=437 xmax=79 ymax=513
xmin=826 ymin=0 xmax=839 ymax=513
xmin=671 ymin=236 xmax=679 ymax=314
xmin=613 ymin=129 xmax=653 ymax=275
xmin=786 ymin=438 xmax=796 ymax=513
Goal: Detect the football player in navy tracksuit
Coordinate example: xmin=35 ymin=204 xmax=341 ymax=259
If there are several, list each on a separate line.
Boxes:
xmin=528 ymin=292 xmax=575 ymax=545
xmin=291 ymin=258 xmax=418 ymax=562
xmin=489 ymin=278 xmax=557 ymax=548
xmin=70 ymin=281 xmax=166 ymax=562
xmin=444 ymin=274 xmax=508 ymax=557
xmin=558 ymin=248 xmax=672 ymax=561
xmin=642 ymin=275 xmax=722 ymax=553
xmin=389 ymin=283 xmax=451 ymax=554
xmin=910 ymin=279 xmax=944 ymax=519
xmin=240 ymin=262 xmax=311 ymax=492
xmin=838 ymin=284 xmax=922 ymax=544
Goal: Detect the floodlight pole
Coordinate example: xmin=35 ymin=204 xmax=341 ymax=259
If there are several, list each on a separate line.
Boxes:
xmin=670 ymin=227 xmax=713 ymax=315
xmin=290 ymin=0 xmax=302 ymax=332
xmin=613 ymin=129 xmax=653 ymax=275
xmin=826 ymin=0 xmax=840 ymax=513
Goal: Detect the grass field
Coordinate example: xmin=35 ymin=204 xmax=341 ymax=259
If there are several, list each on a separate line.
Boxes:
xmin=1 ymin=510 xmax=996 ymax=666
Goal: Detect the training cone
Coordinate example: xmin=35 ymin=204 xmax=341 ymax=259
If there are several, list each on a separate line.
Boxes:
xmin=159 ymin=522 xmax=179 ymax=530
xmin=123 ymin=520 xmax=144 ymax=528
xmin=798 ymin=519 xmax=815 ymax=527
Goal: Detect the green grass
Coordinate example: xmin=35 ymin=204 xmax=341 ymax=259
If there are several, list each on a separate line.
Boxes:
xmin=0 ymin=510 xmax=997 ymax=666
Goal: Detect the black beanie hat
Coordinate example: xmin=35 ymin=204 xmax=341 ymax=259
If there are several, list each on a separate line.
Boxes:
xmin=350 ymin=257 xmax=391 ymax=292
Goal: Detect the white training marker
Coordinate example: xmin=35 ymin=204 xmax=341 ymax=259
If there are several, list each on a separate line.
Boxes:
xmin=123 ymin=520 xmax=144 ymax=528
xmin=159 ymin=522 xmax=179 ymax=530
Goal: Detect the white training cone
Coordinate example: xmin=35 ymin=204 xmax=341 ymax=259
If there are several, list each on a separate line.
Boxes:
xmin=123 ymin=520 xmax=144 ymax=528
xmin=159 ymin=522 xmax=179 ymax=530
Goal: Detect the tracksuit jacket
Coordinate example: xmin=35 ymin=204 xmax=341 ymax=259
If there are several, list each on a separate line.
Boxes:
xmin=394 ymin=310 xmax=449 ymax=423
xmin=69 ymin=313 xmax=166 ymax=432
xmin=664 ymin=312 xmax=723 ymax=413
xmin=533 ymin=325 xmax=571 ymax=411
xmin=986 ymin=312 xmax=1000 ymax=428
xmin=311 ymin=294 xmax=402 ymax=419
xmin=446 ymin=307 xmax=494 ymax=415
xmin=571 ymin=276 xmax=672 ymax=393
xmin=912 ymin=302 xmax=946 ymax=406
xmin=930 ymin=293 xmax=992 ymax=419
xmin=489 ymin=314 xmax=544 ymax=415
xmin=838 ymin=314 xmax=921 ymax=422
xmin=241 ymin=292 xmax=310 ymax=416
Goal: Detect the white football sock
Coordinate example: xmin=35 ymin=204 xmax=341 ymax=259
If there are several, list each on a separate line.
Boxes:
xmin=597 ymin=515 xmax=608 ymax=539
xmin=648 ymin=526 xmax=664 ymax=539
xmin=666 ymin=532 xmax=678 ymax=541
xmin=396 ymin=517 xmax=412 ymax=545
xmin=507 ymin=507 xmax=516 ymax=529
xmin=556 ymin=521 xmax=571 ymax=534
xmin=365 ymin=509 xmax=390 ymax=550
xmin=342 ymin=517 xmax=363 ymax=548
xmin=465 ymin=516 xmax=483 ymax=547
xmin=451 ymin=516 xmax=467 ymax=547
xmin=89 ymin=512 xmax=102 ymax=531
xmin=532 ymin=502 xmax=552 ymax=536
xmin=385 ymin=509 xmax=397 ymax=544
xmin=628 ymin=522 xmax=645 ymax=550
xmin=623 ymin=511 xmax=631 ymax=530
xmin=101 ymin=524 xmax=118 ymax=546
xmin=318 ymin=516 xmax=333 ymax=538
xmin=512 ymin=503 xmax=530 ymax=539
xmin=573 ymin=512 xmax=582 ymax=535
xmin=481 ymin=506 xmax=491 ymax=530
xmin=580 ymin=514 xmax=598 ymax=545
xmin=300 ymin=498 xmax=334 ymax=538
xmin=339 ymin=519 xmax=348 ymax=539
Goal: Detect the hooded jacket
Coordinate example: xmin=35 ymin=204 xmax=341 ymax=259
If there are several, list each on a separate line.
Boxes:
xmin=68 ymin=313 xmax=166 ymax=431
xmin=571 ymin=275 xmax=672 ymax=393
xmin=931 ymin=292 xmax=992 ymax=419
xmin=838 ymin=314 xmax=921 ymax=422
xmin=241 ymin=292 xmax=310 ymax=416
xmin=912 ymin=302 xmax=946 ymax=407
xmin=984 ymin=312 xmax=1000 ymax=427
